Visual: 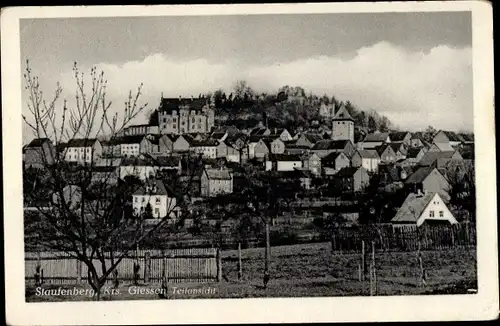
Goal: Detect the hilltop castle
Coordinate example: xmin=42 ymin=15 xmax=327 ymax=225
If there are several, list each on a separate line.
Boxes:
xmin=157 ymin=96 xmax=215 ymax=135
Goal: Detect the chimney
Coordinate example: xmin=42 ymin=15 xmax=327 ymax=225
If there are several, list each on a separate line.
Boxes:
xmin=161 ymin=92 xmax=164 ymax=98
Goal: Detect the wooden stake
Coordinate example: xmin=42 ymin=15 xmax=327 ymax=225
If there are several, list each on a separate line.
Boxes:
xmin=144 ymin=251 xmax=150 ymax=284
xmin=216 ymin=248 xmax=222 ymax=282
xmin=361 ymin=240 xmax=366 ymax=281
xmin=238 ymin=242 xmax=242 ymax=282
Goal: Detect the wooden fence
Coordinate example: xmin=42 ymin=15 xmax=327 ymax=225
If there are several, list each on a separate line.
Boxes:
xmin=331 ymin=223 xmax=476 ymax=252
xmin=25 ymin=248 xmax=221 ymax=285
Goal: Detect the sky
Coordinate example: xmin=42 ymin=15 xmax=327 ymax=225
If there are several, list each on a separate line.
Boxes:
xmin=20 ymin=12 xmax=473 ymax=142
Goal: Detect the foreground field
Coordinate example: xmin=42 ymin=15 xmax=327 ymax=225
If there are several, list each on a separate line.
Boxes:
xmin=26 ymin=242 xmax=477 ymax=301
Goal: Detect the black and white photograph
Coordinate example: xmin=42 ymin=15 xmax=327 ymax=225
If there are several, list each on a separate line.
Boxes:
xmin=2 ymin=2 xmax=497 ymax=325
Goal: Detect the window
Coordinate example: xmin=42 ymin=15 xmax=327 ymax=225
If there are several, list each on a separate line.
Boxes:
xmin=155 ymin=208 xmax=160 ymax=216
xmin=156 ymin=197 xmax=161 ymax=204
xmin=429 ymin=211 xmax=435 ymax=218
xmin=439 ymin=211 xmax=444 ymax=217
xmin=173 ymin=124 xmax=176 ymax=129
xmin=142 ymin=197 xmax=145 ymax=203
xmin=134 ymin=197 xmax=138 ymax=203
xmin=163 ymin=118 xmax=167 ymax=123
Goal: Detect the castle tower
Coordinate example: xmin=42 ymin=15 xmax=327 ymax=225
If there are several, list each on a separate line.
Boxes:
xmin=331 ymin=105 xmax=354 ymax=142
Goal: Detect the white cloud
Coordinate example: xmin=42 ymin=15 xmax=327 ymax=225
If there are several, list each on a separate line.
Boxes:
xmin=23 ymin=41 xmax=473 ymax=143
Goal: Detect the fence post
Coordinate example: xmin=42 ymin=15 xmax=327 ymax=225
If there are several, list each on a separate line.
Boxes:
xmin=162 ymin=250 xmax=168 ymax=283
xmin=216 ymin=248 xmax=222 ymax=282
xmin=417 ymin=241 xmax=426 ymax=287
xmin=144 ymin=251 xmax=150 ymax=284
xmin=238 ymin=243 xmax=242 ymax=282
xmin=361 ymin=240 xmax=366 ymax=281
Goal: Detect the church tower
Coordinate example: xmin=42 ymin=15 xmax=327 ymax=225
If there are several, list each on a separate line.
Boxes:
xmin=331 ymin=105 xmax=354 ymax=142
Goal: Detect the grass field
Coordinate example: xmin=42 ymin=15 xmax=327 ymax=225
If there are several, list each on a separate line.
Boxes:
xmin=26 ymin=242 xmax=477 ymax=302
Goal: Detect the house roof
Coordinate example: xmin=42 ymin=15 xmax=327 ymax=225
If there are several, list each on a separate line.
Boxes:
xmin=431 ymin=142 xmax=455 ymax=152
xmin=191 ymin=139 xmax=219 ymax=147
xmin=322 ymin=152 xmax=347 ymax=162
xmin=405 ymin=166 xmax=438 ymax=184
xmin=92 ymin=166 xmax=117 ymax=173
xmin=389 ymin=132 xmax=410 ymax=142
xmin=267 ymin=153 xmax=302 ymax=162
xmin=66 ymin=138 xmax=99 ymax=148
xmin=312 ymin=140 xmax=350 ymax=150
xmin=205 ymin=168 xmax=232 ymax=180
xmin=115 ymin=135 xmax=147 ymax=145
xmin=302 ymin=133 xmax=324 ymax=144
xmin=434 ymin=130 xmax=464 ymax=142
xmin=210 ymin=132 xmax=227 ymax=140
xmin=364 ymin=132 xmax=390 ymax=142
xmin=133 ymin=179 xmax=172 ymax=196
xmin=158 ymin=97 xmax=209 ymax=113
xmin=419 ymin=151 xmax=457 ymax=166
xmin=275 ymin=169 xmax=312 ymax=179
xmin=121 ymin=156 xmax=157 ymax=167
xmin=26 ymin=138 xmax=51 ymax=148
xmin=175 ymin=134 xmax=195 ymax=145
xmin=459 ymin=133 xmax=474 ymax=142
xmin=250 ymin=128 xmax=269 ymax=136
xmin=375 ymin=144 xmax=393 ymax=156
xmin=334 ymin=166 xmax=362 ymax=178
xmin=155 ymin=156 xmax=181 ymax=167
xmin=358 ymin=149 xmax=380 ymax=159
xmin=332 ymin=105 xmax=354 ymax=121
xmin=391 ymin=192 xmax=437 ymax=223
xmin=407 ymin=147 xmax=424 ymax=159
xmin=389 ymin=142 xmax=405 ymax=153
xmin=460 ymin=144 xmax=474 ymax=160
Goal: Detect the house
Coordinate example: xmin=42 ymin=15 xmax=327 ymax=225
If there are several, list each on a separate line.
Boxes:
xmin=156 ymin=134 xmax=175 ymax=155
xmin=23 ymin=138 xmax=56 ymax=169
xmin=224 ymin=134 xmax=249 ymax=162
xmin=262 ymin=136 xmax=286 ymax=154
xmin=332 ymin=166 xmax=370 ymax=193
xmin=321 ymin=152 xmax=350 ymax=174
xmin=428 ymin=142 xmax=455 ymax=152
xmin=362 ymin=132 xmax=391 ymax=149
xmin=406 ymin=147 xmax=428 ymax=165
xmin=375 ymin=144 xmax=397 ymax=163
xmin=190 ymin=139 xmax=218 ymax=159
xmin=119 ymin=157 xmax=159 ymax=181
xmin=216 ymin=141 xmax=229 ymax=159
xmin=269 ymin=128 xmax=293 ymax=142
xmin=285 ymin=143 xmax=311 ymax=155
xmin=63 ymin=138 xmax=102 ymax=164
xmin=389 ymin=132 xmax=412 ymax=146
xmin=277 ymin=169 xmax=313 ymax=190
xmin=200 ymin=167 xmax=233 ymax=197
xmin=91 ymin=166 xmax=119 ymax=185
xmin=132 ymin=179 xmax=178 ymax=219
xmin=459 ymin=144 xmax=474 ymax=160
xmin=123 ymin=124 xmax=159 ymax=136
xmin=155 ymin=156 xmax=182 ymax=173
xmin=157 ymin=96 xmax=214 ymax=135
xmin=378 ymin=163 xmax=411 ymax=189
xmin=301 ymin=153 xmax=322 ymax=176
xmin=295 ymin=133 xmax=323 ymax=148
xmin=357 ymin=149 xmax=381 ymax=172
xmin=404 ymin=167 xmax=450 ymax=202
xmin=311 ymin=139 xmax=356 ymax=158
xmin=249 ymin=123 xmax=271 ymax=137
xmin=391 ymin=192 xmax=458 ymax=229
xmin=410 ymin=132 xmax=427 ymax=148
xmin=349 ymin=150 xmax=363 ymax=168
xmin=172 ymin=134 xmax=194 ymax=152
xmin=432 ymin=130 xmax=464 ymax=147
xmin=458 ymin=133 xmax=474 ymax=145
xmin=265 ymin=154 xmax=303 ymax=172
xmin=419 ymin=151 xmax=463 ymax=168
xmin=114 ymin=135 xmax=155 ymax=157
xmin=253 ymin=138 xmax=270 ymax=160
xmin=389 ymin=142 xmax=408 ymax=161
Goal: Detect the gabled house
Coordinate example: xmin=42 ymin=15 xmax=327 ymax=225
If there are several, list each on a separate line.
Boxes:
xmin=209 ymin=130 xmax=228 ymax=142
xmin=116 ymin=135 xmax=155 ymax=157
xmin=389 ymin=142 xmax=408 ymax=161
xmin=391 ymin=192 xmax=458 ymax=229
xmin=64 ymin=138 xmax=102 ymax=164
xmin=428 ymin=142 xmax=455 ymax=152
xmin=332 ymin=166 xmax=370 ymax=193
xmin=200 ymin=167 xmax=233 ymax=197
xmin=389 ymin=132 xmax=412 ymax=146
xmin=375 ymin=144 xmax=397 ymax=163
xmin=301 ymin=152 xmax=321 ymax=176
xmin=357 ymin=149 xmax=381 ymax=172
xmin=362 ymin=132 xmax=391 ymax=149
xmin=119 ymin=156 xmax=159 ymax=181
xmin=295 ymin=133 xmax=323 ymax=148
xmin=249 ymin=125 xmax=271 ymax=137
xmin=262 ymin=136 xmax=286 ymax=154
xmin=285 ymin=142 xmax=311 ymax=155
xmin=265 ymin=153 xmax=303 ymax=172
xmin=350 ymin=150 xmax=363 ymax=168
xmin=276 ymin=169 xmax=313 ymax=190
xmin=419 ymin=151 xmax=463 ymax=168
xmin=155 ymin=156 xmax=182 ymax=173
xmin=406 ymin=147 xmax=428 ymax=165
xmin=157 ymin=134 xmax=175 ymax=155
xmin=311 ymin=139 xmax=356 ymax=159
xmin=404 ymin=166 xmax=450 ymax=202
xmin=172 ymin=134 xmax=194 ymax=153
xmin=269 ymin=128 xmax=293 ymax=142
xmin=432 ymin=130 xmax=464 ymax=147
xmin=458 ymin=133 xmax=474 ymax=145
xmin=322 ymin=152 xmax=350 ymax=174
xmin=132 ymin=179 xmax=178 ymax=219
xmin=253 ymin=138 xmax=270 ymax=160
xmin=23 ymin=138 xmax=56 ymax=169
xmin=410 ymin=132 xmax=427 ymax=148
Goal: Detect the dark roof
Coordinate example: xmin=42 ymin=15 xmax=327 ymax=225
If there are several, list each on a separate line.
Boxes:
xmin=121 ymin=156 xmax=156 ymax=167
xmin=322 ymin=152 xmax=348 ymax=162
xmin=174 ymin=134 xmax=195 ymax=145
xmin=92 ymin=166 xmax=117 ymax=173
xmin=133 ymin=179 xmax=172 ymax=196
xmin=210 ymin=132 xmax=227 ymax=140
xmin=459 ymin=133 xmax=474 ymax=142
xmin=155 ymin=156 xmax=181 ymax=167
xmin=375 ymin=144 xmax=394 ymax=156
xmin=407 ymin=147 xmax=424 ymax=159
xmin=391 ymin=192 xmax=437 ymax=223
xmin=419 ymin=151 xmax=457 ymax=166
xmin=250 ymin=128 xmax=269 ymax=136
xmin=66 ymin=138 xmax=99 ymax=148
xmin=267 ymin=153 xmax=302 ymax=162
xmin=358 ymin=149 xmax=380 ymax=159
xmin=459 ymin=144 xmax=475 ymax=160
xmin=332 ymin=106 xmax=354 ymax=121
xmin=158 ymin=97 xmax=209 ymax=113
xmin=312 ymin=140 xmax=350 ymax=150
xmin=364 ymin=133 xmax=390 ymax=142
xmin=116 ymin=135 xmax=147 ymax=145
xmin=405 ymin=167 xmax=438 ymax=184
xmin=334 ymin=167 xmax=362 ymax=178
xmin=26 ymin=138 xmax=51 ymax=148
xmin=302 ymin=133 xmax=324 ymax=143
xmin=389 ymin=132 xmax=410 ymax=142
xmin=411 ymin=132 xmax=426 ymax=140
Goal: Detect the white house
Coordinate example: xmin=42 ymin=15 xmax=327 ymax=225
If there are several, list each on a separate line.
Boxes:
xmin=119 ymin=157 xmax=159 ymax=181
xmin=265 ymin=154 xmax=303 ymax=172
xmin=362 ymin=132 xmax=391 ymax=149
xmin=357 ymin=149 xmax=381 ymax=172
xmin=64 ymin=138 xmax=102 ymax=164
xmin=391 ymin=192 xmax=458 ymax=229
xmin=200 ymin=167 xmax=233 ymax=197
xmin=132 ymin=179 xmax=178 ymax=219
xmin=190 ymin=140 xmax=218 ymax=159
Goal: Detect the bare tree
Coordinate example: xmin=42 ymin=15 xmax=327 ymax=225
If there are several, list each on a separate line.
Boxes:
xmin=23 ymin=61 xmax=197 ymax=300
